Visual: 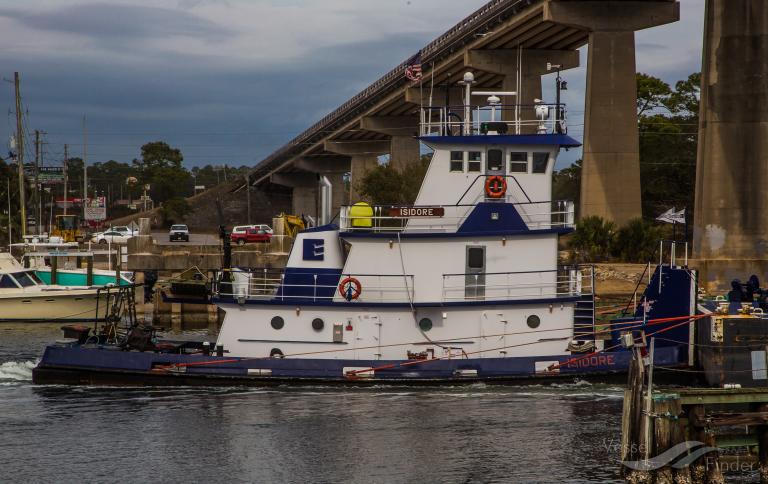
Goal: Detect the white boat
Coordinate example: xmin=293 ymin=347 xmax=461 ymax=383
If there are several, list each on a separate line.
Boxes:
xmin=33 ymin=71 xmax=696 ymax=385
xmin=0 ymin=253 xmax=109 ymax=323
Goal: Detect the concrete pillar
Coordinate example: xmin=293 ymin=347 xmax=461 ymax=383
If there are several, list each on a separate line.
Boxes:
xmin=464 ymin=49 xmax=579 ymax=127
xmin=693 ymin=0 xmax=768 ymax=292
xmin=270 ymin=173 xmax=318 ymax=220
xmin=544 ymin=1 xmax=680 ymax=225
xmin=359 ymin=117 xmax=421 ymax=172
xmin=324 ymin=140 xmax=389 ymax=201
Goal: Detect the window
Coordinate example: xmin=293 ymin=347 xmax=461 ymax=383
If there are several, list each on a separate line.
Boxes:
xmin=467 ymin=152 xmax=482 ymax=172
xmin=419 ymin=318 xmax=433 ymax=332
xmin=467 ymin=247 xmax=485 ymax=270
xmin=450 ymin=151 xmax=464 ymax=172
xmin=487 ymin=150 xmax=503 ymax=172
xmin=0 ymin=275 xmax=18 ymax=288
xmin=270 ymin=316 xmax=285 ymax=330
xmin=532 ymin=152 xmax=550 ymax=174
xmin=509 ymin=152 xmax=528 ymax=173
xmin=27 ymin=272 xmax=42 ymax=285
xmin=12 ymin=272 xmax=35 ymax=287
xmin=527 ymin=315 xmax=541 ymax=329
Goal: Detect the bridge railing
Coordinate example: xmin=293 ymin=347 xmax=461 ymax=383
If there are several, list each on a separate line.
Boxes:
xmin=420 ymin=104 xmax=567 ymax=137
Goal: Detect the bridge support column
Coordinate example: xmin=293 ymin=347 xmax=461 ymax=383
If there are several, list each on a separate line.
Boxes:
xmin=464 ymin=49 xmax=579 ymax=128
xmin=693 ymin=0 xmax=768 ymax=292
xmin=294 ymin=158 xmax=350 ymax=218
xmin=359 ymin=117 xmax=420 ymax=172
xmin=270 ymin=173 xmax=318 ymax=221
xmin=325 ymin=140 xmax=389 ymax=202
xmin=544 ymin=0 xmax=679 ymax=225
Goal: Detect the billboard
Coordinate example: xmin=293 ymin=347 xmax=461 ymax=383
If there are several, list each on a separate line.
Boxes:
xmin=38 ymin=166 xmax=64 ymax=184
xmin=84 ymin=196 xmax=107 ymax=221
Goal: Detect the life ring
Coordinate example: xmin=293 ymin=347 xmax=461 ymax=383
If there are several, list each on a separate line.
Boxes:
xmin=485 ymin=175 xmax=507 ymax=199
xmin=339 ymin=277 xmax=362 ymax=301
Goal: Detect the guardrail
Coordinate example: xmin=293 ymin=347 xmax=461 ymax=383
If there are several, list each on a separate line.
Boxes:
xmin=420 ymin=104 xmax=567 ymax=137
xmin=340 ymin=200 xmax=574 ymax=233
xmin=442 ymin=267 xmax=593 ymax=302
xmin=221 ymin=270 xmax=415 ymax=303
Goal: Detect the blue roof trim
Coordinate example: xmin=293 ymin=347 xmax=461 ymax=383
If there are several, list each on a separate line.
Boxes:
xmin=339 ymin=227 xmax=573 ymax=239
xmin=420 ymin=134 xmax=582 ymax=148
xmin=211 ymin=295 xmax=581 ymax=308
xmin=300 ymin=224 xmax=339 ymax=234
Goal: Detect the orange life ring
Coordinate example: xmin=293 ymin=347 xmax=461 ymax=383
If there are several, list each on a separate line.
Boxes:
xmin=339 ymin=277 xmax=362 ymax=301
xmin=485 ymin=175 xmax=507 ymax=199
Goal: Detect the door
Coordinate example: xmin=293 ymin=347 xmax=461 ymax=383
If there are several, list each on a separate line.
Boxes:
xmin=465 ymin=246 xmax=486 ymax=300
xmin=486 ymin=149 xmax=505 ymax=176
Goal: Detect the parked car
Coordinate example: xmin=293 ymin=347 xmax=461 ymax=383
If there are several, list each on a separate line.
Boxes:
xmin=232 ymin=224 xmax=273 ymax=236
xmin=230 ymin=227 xmax=271 ymax=245
xmin=91 ymin=230 xmax=131 ymax=245
xmin=110 ymin=226 xmax=137 ymax=237
xmin=169 ymin=224 xmax=190 ymax=242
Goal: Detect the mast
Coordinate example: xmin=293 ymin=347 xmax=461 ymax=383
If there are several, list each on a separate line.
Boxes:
xmin=14 ymin=72 xmax=26 ymax=238
xmin=34 ymin=129 xmax=40 ymax=235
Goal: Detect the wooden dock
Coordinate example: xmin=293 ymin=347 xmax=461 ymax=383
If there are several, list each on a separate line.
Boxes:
xmin=621 ymin=342 xmax=768 ymax=483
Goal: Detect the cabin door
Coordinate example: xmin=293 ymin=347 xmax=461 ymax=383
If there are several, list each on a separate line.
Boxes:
xmin=486 ymin=148 xmax=505 ymax=176
xmin=465 ymin=246 xmax=486 ymax=300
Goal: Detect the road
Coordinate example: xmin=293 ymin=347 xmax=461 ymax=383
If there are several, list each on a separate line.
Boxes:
xmin=151 ymin=231 xmax=220 ymax=246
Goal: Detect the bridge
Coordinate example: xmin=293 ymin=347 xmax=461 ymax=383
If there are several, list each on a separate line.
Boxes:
xmin=238 ymin=0 xmax=680 ymax=226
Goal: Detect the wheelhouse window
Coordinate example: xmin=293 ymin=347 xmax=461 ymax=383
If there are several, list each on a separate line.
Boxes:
xmin=0 ymin=274 xmax=18 ymax=288
xmin=450 ymin=151 xmax=465 ymax=172
xmin=532 ymin=152 xmax=550 ymax=174
xmin=27 ymin=271 xmax=43 ymax=284
xmin=467 ymin=151 xmax=482 ymax=172
xmin=509 ymin=152 xmax=528 ymax=173
xmin=12 ymin=272 xmax=35 ymax=287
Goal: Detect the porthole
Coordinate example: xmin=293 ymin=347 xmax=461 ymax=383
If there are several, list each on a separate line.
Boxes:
xmin=312 ymin=318 xmax=324 ymax=331
xmin=527 ymin=315 xmax=541 ymax=329
xmin=270 ymin=316 xmax=284 ymax=330
xmin=270 ymin=348 xmax=284 ymax=358
xmin=419 ymin=318 xmax=433 ymax=332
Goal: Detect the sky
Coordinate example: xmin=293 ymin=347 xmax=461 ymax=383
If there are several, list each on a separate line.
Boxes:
xmin=0 ymin=0 xmax=705 ymax=171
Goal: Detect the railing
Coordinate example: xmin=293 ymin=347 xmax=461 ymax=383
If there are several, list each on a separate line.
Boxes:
xmin=219 ymin=269 xmax=415 ymax=303
xmin=340 ymin=200 xmax=575 ymax=233
xmin=442 ymin=267 xmax=593 ymax=303
xmin=420 ymin=104 xmax=567 ymax=137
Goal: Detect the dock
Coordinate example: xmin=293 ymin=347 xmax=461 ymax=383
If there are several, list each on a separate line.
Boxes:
xmin=621 ymin=340 xmax=768 ymax=483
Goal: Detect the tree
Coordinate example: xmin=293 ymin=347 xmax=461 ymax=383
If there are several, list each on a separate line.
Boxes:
xmin=612 ymin=218 xmax=663 ymax=263
xmin=570 ymin=216 xmax=615 ymax=263
xmin=132 ymin=142 xmax=190 ymax=204
xmin=637 ymin=72 xmax=699 ymax=219
xmin=553 ymin=159 xmax=581 ymax=214
xmin=160 ymin=197 xmax=191 ymax=226
xmin=356 ymin=155 xmax=431 ymax=205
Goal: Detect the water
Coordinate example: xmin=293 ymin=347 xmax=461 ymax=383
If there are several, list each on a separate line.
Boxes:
xmin=0 ymin=324 xmax=626 ymax=483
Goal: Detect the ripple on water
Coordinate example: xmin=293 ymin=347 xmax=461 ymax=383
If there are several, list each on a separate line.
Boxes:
xmin=0 ymin=360 xmax=35 ymax=382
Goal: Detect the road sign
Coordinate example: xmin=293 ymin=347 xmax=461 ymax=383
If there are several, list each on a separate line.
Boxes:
xmin=84 ymin=196 xmax=107 ymax=221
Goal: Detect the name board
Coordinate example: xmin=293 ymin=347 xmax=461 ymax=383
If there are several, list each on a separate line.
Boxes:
xmin=388 ymin=207 xmax=445 ymax=218
xmin=84 ymin=196 xmax=107 ymax=221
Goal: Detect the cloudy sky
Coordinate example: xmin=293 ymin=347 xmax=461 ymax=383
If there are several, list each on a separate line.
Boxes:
xmin=0 ymin=0 xmax=705 ymax=170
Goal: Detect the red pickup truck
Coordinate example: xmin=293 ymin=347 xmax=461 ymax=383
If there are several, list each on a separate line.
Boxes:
xmin=230 ymin=228 xmax=272 ymax=245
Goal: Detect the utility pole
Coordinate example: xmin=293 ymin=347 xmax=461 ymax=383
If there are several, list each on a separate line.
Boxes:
xmin=245 ymin=175 xmax=251 ymax=224
xmin=63 ymin=144 xmax=68 ymax=217
xmin=14 ymin=72 xmax=26 ymax=238
xmin=83 ymin=115 xmax=88 ymax=223
xmin=34 ymin=130 xmax=40 ymax=235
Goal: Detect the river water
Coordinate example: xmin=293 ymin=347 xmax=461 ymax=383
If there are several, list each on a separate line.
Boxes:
xmin=0 ymin=324 xmax=627 ymax=483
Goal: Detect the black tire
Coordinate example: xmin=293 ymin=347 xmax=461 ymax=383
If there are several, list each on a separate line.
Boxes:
xmin=98 ymin=239 xmax=107 ymax=245
xmin=237 ymin=239 xmax=245 ymax=246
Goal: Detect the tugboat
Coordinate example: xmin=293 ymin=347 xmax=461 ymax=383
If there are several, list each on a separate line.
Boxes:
xmin=33 ymin=72 xmax=698 ymax=385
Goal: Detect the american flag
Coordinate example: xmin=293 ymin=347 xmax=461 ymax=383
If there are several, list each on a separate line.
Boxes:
xmin=405 ymin=53 xmax=423 ymax=82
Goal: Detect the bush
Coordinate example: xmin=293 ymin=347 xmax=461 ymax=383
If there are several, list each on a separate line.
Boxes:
xmin=612 ymin=218 xmax=663 ymax=263
xmin=570 ymin=216 xmax=615 ymax=263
